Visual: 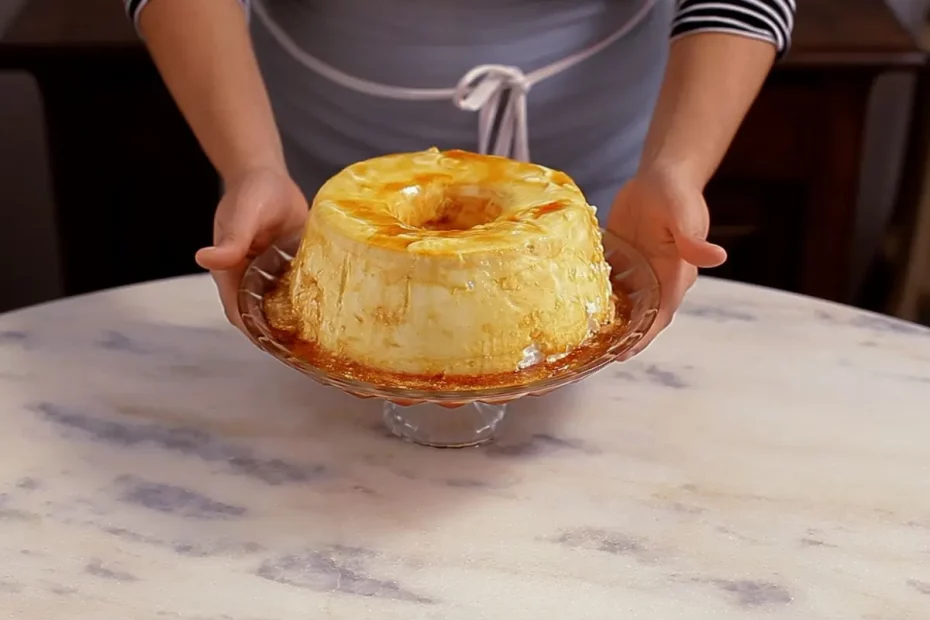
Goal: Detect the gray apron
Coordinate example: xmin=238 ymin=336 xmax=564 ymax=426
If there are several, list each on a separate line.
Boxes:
xmin=249 ymin=0 xmax=672 ymax=225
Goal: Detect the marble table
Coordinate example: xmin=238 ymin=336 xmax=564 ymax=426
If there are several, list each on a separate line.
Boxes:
xmin=0 ymin=275 xmax=929 ymax=619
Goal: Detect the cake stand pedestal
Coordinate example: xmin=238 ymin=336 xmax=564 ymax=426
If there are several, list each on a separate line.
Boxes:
xmin=381 ymin=401 xmax=508 ymax=448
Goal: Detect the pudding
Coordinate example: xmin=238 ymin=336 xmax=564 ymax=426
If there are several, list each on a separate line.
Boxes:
xmin=282 ymin=148 xmax=614 ymax=378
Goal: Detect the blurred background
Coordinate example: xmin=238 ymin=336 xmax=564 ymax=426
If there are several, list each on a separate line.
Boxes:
xmin=2 ymin=0 xmax=930 ymax=325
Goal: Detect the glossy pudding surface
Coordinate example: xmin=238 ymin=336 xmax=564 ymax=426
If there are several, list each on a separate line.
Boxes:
xmin=280 ymin=148 xmax=615 ymax=377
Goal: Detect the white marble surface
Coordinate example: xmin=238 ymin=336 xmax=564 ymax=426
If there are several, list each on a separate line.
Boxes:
xmin=1 ymin=275 xmax=929 ymax=619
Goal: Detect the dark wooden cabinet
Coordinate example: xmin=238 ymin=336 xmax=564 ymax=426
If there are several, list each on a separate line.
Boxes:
xmin=0 ymin=2 xmax=220 ymax=297
xmin=704 ymin=0 xmax=925 ymax=302
xmin=707 ymin=72 xmax=877 ymax=300
xmin=0 ymin=0 xmax=924 ymax=302
xmin=25 ymin=52 xmax=219 ymax=294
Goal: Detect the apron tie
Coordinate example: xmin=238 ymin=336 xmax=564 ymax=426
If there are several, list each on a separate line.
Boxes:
xmin=251 ymin=0 xmax=659 ymax=162
xmin=453 ymin=65 xmax=532 ymax=161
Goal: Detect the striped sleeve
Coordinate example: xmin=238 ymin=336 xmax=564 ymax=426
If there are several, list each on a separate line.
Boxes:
xmin=125 ymin=0 xmax=251 ymax=30
xmin=671 ymin=0 xmax=796 ymax=59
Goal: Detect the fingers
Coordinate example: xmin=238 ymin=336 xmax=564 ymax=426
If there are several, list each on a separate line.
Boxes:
xmin=617 ymin=305 xmax=672 ymax=362
xmin=196 ymin=187 xmax=265 ymax=330
xmin=198 ymin=171 xmax=311 ymax=333
xmin=211 ymin=266 xmax=248 ymax=332
xmin=617 ymin=264 xmax=696 ymax=362
xmin=196 ymin=192 xmax=263 ymax=272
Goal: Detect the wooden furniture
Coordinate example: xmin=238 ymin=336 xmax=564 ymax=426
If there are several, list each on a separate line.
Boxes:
xmin=705 ymin=0 xmax=924 ymax=302
xmin=0 ymin=0 xmax=218 ymax=297
xmin=889 ymin=21 xmax=930 ymax=322
xmin=0 ymin=0 xmax=924 ymax=302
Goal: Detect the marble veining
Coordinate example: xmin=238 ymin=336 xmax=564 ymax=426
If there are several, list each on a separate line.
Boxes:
xmin=0 ymin=275 xmax=929 ymax=619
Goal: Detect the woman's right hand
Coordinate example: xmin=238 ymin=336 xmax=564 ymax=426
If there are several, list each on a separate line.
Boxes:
xmin=195 ymin=167 xmax=308 ymax=331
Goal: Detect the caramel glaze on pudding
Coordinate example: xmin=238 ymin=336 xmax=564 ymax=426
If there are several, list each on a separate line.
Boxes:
xmin=264 ymin=148 xmax=627 ymax=390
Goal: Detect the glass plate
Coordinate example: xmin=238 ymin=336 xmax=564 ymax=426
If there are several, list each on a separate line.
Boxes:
xmin=238 ymin=229 xmax=659 ymax=447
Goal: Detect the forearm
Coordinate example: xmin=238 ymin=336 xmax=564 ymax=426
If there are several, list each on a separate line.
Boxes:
xmin=639 ymin=0 xmax=796 ymax=188
xmin=133 ymin=0 xmax=284 ymax=182
xmin=638 ymin=33 xmax=775 ymax=188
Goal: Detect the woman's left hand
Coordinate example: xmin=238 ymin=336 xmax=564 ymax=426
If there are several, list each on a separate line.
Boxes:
xmin=606 ymin=165 xmax=728 ymax=358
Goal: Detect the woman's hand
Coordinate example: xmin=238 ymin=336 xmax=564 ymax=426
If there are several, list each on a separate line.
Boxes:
xmin=606 ymin=165 xmax=727 ymax=357
xmin=195 ymin=167 xmax=308 ymax=331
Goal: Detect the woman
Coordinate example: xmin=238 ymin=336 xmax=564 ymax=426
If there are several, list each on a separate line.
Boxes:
xmin=126 ymin=0 xmax=795 ymax=353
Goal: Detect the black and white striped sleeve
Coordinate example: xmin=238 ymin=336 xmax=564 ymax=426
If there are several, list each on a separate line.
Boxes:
xmin=124 ymin=0 xmax=251 ymax=30
xmin=671 ymin=0 xmax=796 ymax=59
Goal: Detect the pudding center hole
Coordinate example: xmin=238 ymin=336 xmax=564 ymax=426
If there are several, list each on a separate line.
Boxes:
xmin=398 ymin=185 xmax=504 ymax=231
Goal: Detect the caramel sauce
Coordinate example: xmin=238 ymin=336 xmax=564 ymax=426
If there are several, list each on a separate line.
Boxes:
xmin=323 ymin=149 xmax=581 ymax=253
xmin=269 ymin=148 xmax=618 ymax=392
xmin=520 ymin=201 xmax=566 ymax=220
xmin=380 ymin=172 xmax=453 ymax=193
xmin=262 ymin=269 xmax=631 ymax=393
xmin=421 ymin=195 xmax=504 ymax=231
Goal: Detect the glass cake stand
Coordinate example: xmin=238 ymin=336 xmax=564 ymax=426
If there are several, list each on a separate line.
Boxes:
xmin=238 ymin=229 xmax=659 ymax=448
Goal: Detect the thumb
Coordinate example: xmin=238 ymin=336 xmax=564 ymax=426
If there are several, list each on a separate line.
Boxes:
xmin=668 ymin=195 xmax=727 ymax=269
xmin=196 ymin=201 xmax=260 ymax=272
xmin=674 ymin=233 xmax=727 ymax=269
